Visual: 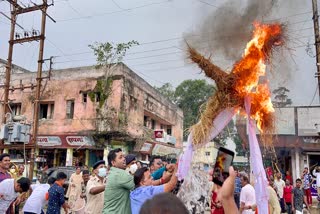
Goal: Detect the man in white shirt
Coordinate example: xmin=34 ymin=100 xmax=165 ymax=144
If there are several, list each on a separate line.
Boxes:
xmin=239 ymin=172 xmax=256 ymax=214
xmin=22 ymin=177 xmax=56 ymax=214
xmin=0 ymin=177 xmax=30 ymax=213
xmin=274 ymin=172 xmax=285 ymax=213
xmin=311 ymin=165 xmax=320 ymax=200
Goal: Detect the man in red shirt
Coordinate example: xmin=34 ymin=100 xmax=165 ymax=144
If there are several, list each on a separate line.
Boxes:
xmin=285 ymin=171 xmax=293 ymax=185
xmin=283 ymin=179 xmax=293 ymax=214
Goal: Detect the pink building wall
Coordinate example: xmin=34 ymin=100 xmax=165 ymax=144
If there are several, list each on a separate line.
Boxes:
xmin=0 ymin=64 xmax=184 ymax=146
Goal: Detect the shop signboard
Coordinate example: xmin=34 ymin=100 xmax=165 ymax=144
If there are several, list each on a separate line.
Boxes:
xmin=140 ymin=143 xmax=153 ymax=153
xmin=66 ymin=136 xmax=95 ymax=146
xmin=152 ymin=144 xmax=181 ymax=156
xmin=297 ymin=107 xmax=320 ymax=136
xmin=37 ymin=136 xmax=62 ymax=147
xmin=154 ymin=130 xmax=164 ymax=138
xmin=246 ymin=107 xmax=295 ymax=135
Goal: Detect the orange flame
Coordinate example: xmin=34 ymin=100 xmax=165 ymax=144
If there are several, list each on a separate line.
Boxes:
xmin=187 ymin=21 xmax=283 ymax=145
xmin=232 ymin=22 xmax=282 ymax=131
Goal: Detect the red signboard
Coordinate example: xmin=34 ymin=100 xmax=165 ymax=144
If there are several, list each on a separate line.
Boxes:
xmin=154 ymin=130 xmax=164 ymax=138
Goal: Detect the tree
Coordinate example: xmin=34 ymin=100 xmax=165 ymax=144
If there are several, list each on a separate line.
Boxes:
xmin=272 ymin=86 xmax=292 ymax=107
xmin=88 ymin=40 xmax=139 ymax=106
xmin=89 ymin=40 xmax=139 ymax=75
xmin=154 ymin=83 xmax=176 ymax=103
xmin=156 ymin=80 xmax=245 ymax=147
xmin=174 ymin=79 xmax=215 ymax=139
xmin=89 ymin=41 xmax=139 ymax=146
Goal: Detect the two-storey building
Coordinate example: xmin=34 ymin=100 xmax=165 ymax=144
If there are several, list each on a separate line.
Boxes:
xmin=0 ymin=62 xmax=183 ymax=168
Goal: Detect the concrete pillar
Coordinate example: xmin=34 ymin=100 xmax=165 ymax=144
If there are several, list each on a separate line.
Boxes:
xmin=295 ymin=148 xmax=300 ymax=179
xmin=85 ymin=149 xmax=89 ymax=166
xmin=291 ymin=149 xmax=296 ymax=182
xmin=3 ymin=148 xmax=9 ymax=153
xmin=66 ymin=148 xmax=73 ymax=166
xmin=103 ymin=149 xmax=109 ymax=166
xmin=34 ymin=148 xmax=39 ymax=171
xmin=54 ymin=149 xmax=57 ymax=167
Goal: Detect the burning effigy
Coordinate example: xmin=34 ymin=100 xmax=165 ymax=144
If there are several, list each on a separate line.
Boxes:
xmin=177 ymin=22 xmax=284 ymax=214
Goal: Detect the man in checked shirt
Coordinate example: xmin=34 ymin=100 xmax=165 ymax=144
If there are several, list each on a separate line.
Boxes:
xmin=233 ymin=168 xmax=242 ymax=208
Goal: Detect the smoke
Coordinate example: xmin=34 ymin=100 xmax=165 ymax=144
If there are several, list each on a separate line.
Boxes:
xmin=185 ymin=0 xmax=278 ymax=62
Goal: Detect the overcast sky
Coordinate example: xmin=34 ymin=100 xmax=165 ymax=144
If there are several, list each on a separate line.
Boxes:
xmin=0 ymin=0 xmax=319 ymax=106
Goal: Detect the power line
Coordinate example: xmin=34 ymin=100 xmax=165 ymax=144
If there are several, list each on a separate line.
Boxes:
xmin=46 ymin=38 xmax=72 ymax=60
xmin=65 ymin=0 xmax=84 ymax=17
xmin=50 ymin=18 xmax=315 ymax=60
xmin=264 ymin=11 xmax=312 ymax=22
xmin=54 ymin=45 xmax=178 ymax=58
xmin=53 ymin=32 xmax=314 ymax=65
xmin=309 ymin=85 xmax=319 ymax=106
xmin=56 ymin=0 xmax=171 ymax=22
xmin=197 ymin=0 xmax=219 ymax=8
xmin=111 ymin=0 xmax=125 ymax=10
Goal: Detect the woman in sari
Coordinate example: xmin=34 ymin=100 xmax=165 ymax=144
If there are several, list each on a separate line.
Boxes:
xmin=66 ymin=166 xmax=84 ymax=211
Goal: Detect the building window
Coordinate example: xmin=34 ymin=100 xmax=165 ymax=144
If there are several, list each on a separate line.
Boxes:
xmin=167 ymin=125 xmax=172 ymax=135
xmin=10 ymin=103 xmax=21 ymax=116
xmin=160 ymin=124 xmax=164 ymax=129
xmin=205 ymin=152 xmax=210 ymax=156
xmin=82 ymin=93 xmax=87 ymax=103
xmin=96 ymin=92 xmax=101 ymax=102
xmin=144 ymin=116 xmax=148 ymax=127
xmin=39 ymin=102 xmax=54 ymax=119
xmin=66 ymin=100 xmax=75 ymax=119
xmin=151 ymin=119 xmax=156 ymax=129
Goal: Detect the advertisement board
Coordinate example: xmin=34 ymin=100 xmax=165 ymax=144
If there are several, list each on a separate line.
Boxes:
xmin=297 ymin=107 xmax=320 ymax=136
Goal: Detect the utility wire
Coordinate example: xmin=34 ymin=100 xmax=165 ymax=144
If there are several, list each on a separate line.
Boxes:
xmin=53 ymin=33 xmax=314 ymax=65
xmin=197 ymin=0 xmax=218 ymax=8
xmin=56 ymin=0 xmax=171 ymax=22
xmin=51 ymin=17 xmax=315 ymax=59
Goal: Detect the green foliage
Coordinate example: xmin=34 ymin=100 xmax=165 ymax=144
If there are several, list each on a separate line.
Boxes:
xmin=174 ymin=79 xmax=215 ymax=139
xmin=272 ymin=86 xmax=292 ymax=107
xmin=215 ymin=120 xmax=235 ymax=146
xmin=233 ymin=133 xmax=246 ymax=156
xmin=88 ymin=77 xmax=113 ymax=108
xmin=155 ymin=79 xmax=214 ymax=140
xmin=88 ymin=41 xmax=138 ymax=108
xmin=89 ymin=40 xmax=139 ymax=68
xmin=154 ymin=83 xmax=176 ymax=102
xmin=118 ymin=111 xmax=128 ymax=126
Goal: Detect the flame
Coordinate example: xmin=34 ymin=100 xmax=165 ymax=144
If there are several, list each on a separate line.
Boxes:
xmin=231 ymin=22 xmax=282 ymax=132
xmin=216 ymin=153 xmax=226 ymax=170
xmin=187 ymin=21 xmax=283 ymax=145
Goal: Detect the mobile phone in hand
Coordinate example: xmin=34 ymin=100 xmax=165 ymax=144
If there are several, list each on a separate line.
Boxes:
xmin=212 ymin=147 xmax=234 ymax=186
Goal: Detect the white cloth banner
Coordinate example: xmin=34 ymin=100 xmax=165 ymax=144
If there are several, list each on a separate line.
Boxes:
xmin=245 ymin=96 xmax=269 ymax=214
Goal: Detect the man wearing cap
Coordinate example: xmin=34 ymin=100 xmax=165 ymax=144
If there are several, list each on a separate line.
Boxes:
xmin=125 ymin=154 xmax=138 ymax=175
xmin=103 ymin=148 xmax=135 ymax=214
xmin=85 ymin=160 xmax=107 ymax=214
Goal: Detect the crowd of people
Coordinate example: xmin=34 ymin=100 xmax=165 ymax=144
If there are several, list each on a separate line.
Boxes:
xmin=211 ymin=165 xmax=320 ymax=214
xmin=0 ymin=150 xmax=319 ymax=214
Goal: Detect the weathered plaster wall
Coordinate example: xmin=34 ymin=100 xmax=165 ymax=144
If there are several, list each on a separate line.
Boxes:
xmin=1 ymin=64 xmax=183 ymax=145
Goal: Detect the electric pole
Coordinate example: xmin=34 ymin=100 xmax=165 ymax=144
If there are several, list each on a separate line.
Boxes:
xmin=312 ymin=0 xmax=320 ymax=99
xmin=30 ymin=0 xmax=49 ymax=181
xmin=2 ymin=0 xmax=17 ymax=125
xmin=2 ymin=0 xmax=55 ymax=180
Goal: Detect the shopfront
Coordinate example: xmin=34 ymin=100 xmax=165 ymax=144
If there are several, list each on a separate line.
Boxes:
xmin=139 ymin=142 xmax=154 ymax=161
xmin=37 ymin=135 xmax=104 ymax=168
xmin=152 ymin=143 xmax=181 ymax=156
